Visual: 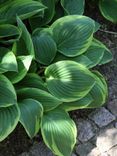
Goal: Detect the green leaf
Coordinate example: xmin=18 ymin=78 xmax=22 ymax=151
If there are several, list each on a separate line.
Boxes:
xmin=0 ymin=74 xmax=17 ymax=107
xmin=17 ymin=73 xmax=47 ymax=91
xmin=45 ymin=61 xmax=95 ymax=102
xmin=29 ymin=0 xmax=55 ymax=29
xmin=5 ymin=55 xmax=32 ymax=84
xmin=53 ymin=52 xmax=93 ymax=67
xmin=0 ymin=0 xmax=46 ymax=24
xmin=41 ymin=109 xmax=77 ymax=156
xmin=0 ymin=24 xmax=21 ymax=44
xmin=51 ymin=15 xmax=95 ymax=57
xmin=93 ymin=38 xmax=113 ymax=65
xmin=60 ymin=94 xmax=93 ymax=111
xmin=15 ymin=17 xmax=35 ymax=57
xmin=99 ymin=49 xmax=113 ymax=65
xmin=61 ymin=0 xmax=85 ymax=15
xmin=0 ymin=47 xmax=18 ymax=73
xmin=99 ymin=0 xmax=117 ymax=23
xmin=19 ymin=99 xmax=43 ymax=138
xmin=86 ymin=71 xmax=108 ymax=108
xmin=0 ymin=105 xmax=19 ymax=141
xmin=17 ymin=88 xmax=62 ymax=112
xmin=32 ymin=29 xmax=57 ymax=65
xmin=83 ymin=39 xmax=105 ymax=68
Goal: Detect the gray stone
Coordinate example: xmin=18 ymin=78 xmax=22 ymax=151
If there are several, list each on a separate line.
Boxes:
xmin=96 ymin=126 xmax=117 ymax=153
xmin=72 ymin=153 xmax=77 ymax=156
xmin=89 ymin=107 xmax=116 ymax=128
xmin=115 ymin=122 xmax=117 ymax=128
xmin=108 ymin=145 xmax=117 ymax=156
xmin=29 ymin=142 xmax=54 ymax=156
xmin=107 ymin=99 xmax=117 ymax=117
xmin=77 ymin=119 xmax=95 ymax=142
xmin=76 ymin=142 xmax=100 ymax=156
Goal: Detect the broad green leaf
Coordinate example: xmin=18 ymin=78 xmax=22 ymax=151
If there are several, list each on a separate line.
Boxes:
xmin=32 ymin=30 xmax=57 ymax=65
xmin=61 ymin=0 xmax=85 ymax=15
xmin=17 ymin=73 xmax=47 ymax=91
xmin=83 ymin=39 xmax=105 ymax=68
xmin=93 ymin=38 xmax=113 ymax=65
xmin=0 ymin=74 xmax=17 ymax=107
xmin=19 ymin=99 xmax=43 ymax=138
xmin=5 ymin=55 xmax=32 ymax=84
xmin=99 ymin=0 xmax=117 ymax=23
xmin=0 ymin=0 xmax=46 ymax=24
xmin=41 ymin=109 xmax=77 ymax=156
xmin=30 ymin=0 xmax=55 ymax=29
xmin=60 ymin=94 xmax=93 ymax=111
xmin=0 ymin=24 xmax=21 ymax=44
xmin=0 ymin=47 xmax=18 ymax=73
xmin=53 ymin=53 xmax=93 ymax=67
xmin=15 ymin=17 xmax=35 ymax=57
xmin=17 ymin=88 xmax=62 ymax=111
xmin=86 ymin=71 xmax=108 ymax=108
xmin=51 ymin=15 xmax=95 ymax=57
xmin=99 ymin=49 xmax=113 ymax=65
xmin=45 ymin=61 xmax=95 ymax=102
xmin=0 ymin=105 xmax=19 ymax=141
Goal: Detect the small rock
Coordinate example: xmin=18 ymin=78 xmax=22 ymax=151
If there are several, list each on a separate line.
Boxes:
xmin=107 ymin=99 xmax=117 ymax=117
xmin=29 ymin=142 xmax=54 ymax=156
xmin=115 ymin=122 xmax=117 ymax=128
xmin=89 ymin=107 xmax=116 ymax=128
xmin=76 ymin=142 xmax=100 ymax=156
xmin=72 ymin=153 xmax=77 ymax=156
xmin=77 ymin=119 xmax=95 ymax=142
xmin=96 ymin=126 xmax=117 ymax=153
xmin=108 ymin=145 xmax=117 ymax=156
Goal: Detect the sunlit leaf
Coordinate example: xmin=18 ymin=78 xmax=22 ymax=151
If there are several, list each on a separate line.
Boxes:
xmin=45 ymin=61 xmax=95 ymax=102
xmin=51 ymin=15 xmax=95 ymax=56
xmin=0 ymin=47 xmax=18 ymax=73
xmin=41 ymin=109 xmax=77 ymax=156
xmin=5 ymin=55 xmax=32 ymax=84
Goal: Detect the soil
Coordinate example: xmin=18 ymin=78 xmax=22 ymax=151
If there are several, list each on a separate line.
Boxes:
xmin=0 ymin=2 xmax=117 ymax=156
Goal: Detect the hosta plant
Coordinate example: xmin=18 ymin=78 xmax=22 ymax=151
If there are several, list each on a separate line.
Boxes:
xmin=0 ymin=1 xmax=113 ymax=156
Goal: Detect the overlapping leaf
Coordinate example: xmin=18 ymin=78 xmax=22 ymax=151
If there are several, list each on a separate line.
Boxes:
xmin=0 ymin=0 xmax=46 ymax=24
xmin=17 ymin=88 xmax=62 ymax=111
xmin=32 ymin=29 xmax=57 ymax=65
xmin=0 ymin=24 xmax=21 ymax=44
xmin=13 ymin=17 xmax=35 ymax=57
xmin=17 ymin=73 xmax=47 ymax=91
xmin=0 ymin=74 xmax=17 ymax=107
xmin=61 ymin=0 xmax=85 ymax=15
xmin=30 ymin=0 xmax=55 ymax=29
xmin=5 ymin=55 xmax=32 ymax=84
xmin=45 ymin=61 xmax=95 ymax=102
xmin=0 ymin=47 xmax=18 ymax=73
xmin=19 ymin=99 xmax=43 ymax=138
xmin=41 ymin=109 xmax=77 ymax=156
xmin=99 ymin=0 xmax=117 ymax=23
xmin=0 ymin=105 xmax=19 ymax=141
xmin=51 ymin=15 xmax=95 ymax=57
